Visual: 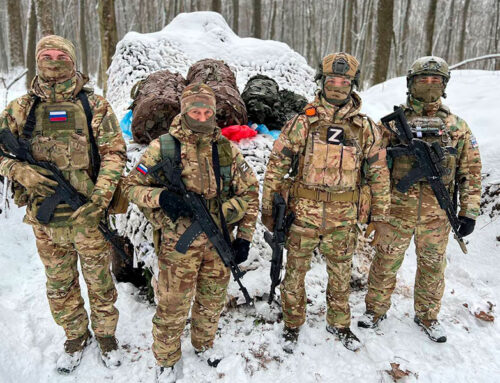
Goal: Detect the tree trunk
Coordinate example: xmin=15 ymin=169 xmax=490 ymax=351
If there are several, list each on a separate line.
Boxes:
xmin=26 ymin=0 xmax=37 ymax=87
xmin=340 ymin=0 xmax=346 ymax=50
xmin=253 ymin=0 xmax=262 ymax=39
xmin=35 ymin=0 xmax=55 ymax=36
xmin=424 ymin=0 xmax=437 ymax=55
xmin=372 ymin=0 xmax=394 ymax=85
xmin=344 ymin=0 xmax=354 ymax=53
xmin=79 ymin=0 xmax=89 ymax=75
xmin=269 ymin=0 xmax=277 ymax=40
xmin=445 ymin=0 xmax=455 ymax=62
xmin=7 ymin=0 xmax=25 ymax=68
xmin=495 ymin=0 xmax=500 ymax=70
xmin=212 ymin=0 xmax=222 ymax=13
xmin=360 ymin=0 xmax=374 ymax=88
xmin=232 ymin=0 xmax=239 ymax=34
xmin=458 ymin=0 xmax=471 ymax=63
xmin=98 ymin=0 xmax=118 ymax=94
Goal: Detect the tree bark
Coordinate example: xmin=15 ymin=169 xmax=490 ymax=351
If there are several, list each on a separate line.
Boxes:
xmin=35 ymin=0 xmax=55 ymax=36
xmin=344 ymin=0 xmax=354 ymax=53
xmin=445 ymin=0 xmax=455 ymax=62
xmin=372 ymin=0 xmax=394 ymax=85
xmin=98 ymin=0 xmax=118 ymax=94
xmin=26 ymin=0 xmax=37 ymax=87
xmin=424 ymin=0 xmax=437 ymax=56
xmin=7 ymin=0 xmax=25 ymax=68
xmin=269 ymin=0 xmax=277 ymax=40
xmin=212 ymin=0 xmax=222 ymax=13
xmin=494 ymin=0 xmax=500 ymax=70
xmin=232 ymin=0 xmax=239 ymax=34
xmin=253 ymin=0 xmax=262 ymax=39
xmin=79 ymin=0 xmax=89 ymax=75
xmin=458 ymin=0 xmax=471 ymax=63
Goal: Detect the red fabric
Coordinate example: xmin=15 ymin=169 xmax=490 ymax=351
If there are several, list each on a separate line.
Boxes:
xmin=221 ymin=125 xmax=257 ymax=142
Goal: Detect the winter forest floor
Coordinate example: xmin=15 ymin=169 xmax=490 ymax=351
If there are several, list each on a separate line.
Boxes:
xmin=1 ymin=65 xmax=500 ymax=382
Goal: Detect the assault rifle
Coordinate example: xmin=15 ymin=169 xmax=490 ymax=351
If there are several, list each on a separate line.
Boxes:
xmin=264 ymin=193 xmax=295 ymax=304
xmin=0 ymin=128 xmax=130 ymax=262
xmin=380 ymin=107 xmax=468 ymax=254
xmin=148 ymin=153 xmax=253 ymax=306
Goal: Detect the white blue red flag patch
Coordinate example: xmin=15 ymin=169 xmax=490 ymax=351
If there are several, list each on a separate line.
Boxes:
xmin=49 ymin=111 xmax=68 ymax=122
xmin=136 ymin=163 xmax=148 ymax=175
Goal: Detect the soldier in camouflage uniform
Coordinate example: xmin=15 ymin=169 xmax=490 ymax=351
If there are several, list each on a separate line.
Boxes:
xmin=262 ymin=53 xmax=390 ymax=352
xmin=358 ymin=56 xmax=482 ymax=343
xmin=0 ymin=35 xmax=126 ymax=373
xmin=123 ymin=83 xmax=258 ymax=382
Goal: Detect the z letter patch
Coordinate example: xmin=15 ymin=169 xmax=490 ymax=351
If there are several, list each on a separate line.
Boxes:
xmin=327 ymin=126 xmax=344 ymax=145
xmin=136 ymin=163 xmax=148 ymax=175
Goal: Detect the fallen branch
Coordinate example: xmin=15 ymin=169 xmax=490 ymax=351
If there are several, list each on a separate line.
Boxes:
xmin=450 ymin=54 xmax=500 ymax=70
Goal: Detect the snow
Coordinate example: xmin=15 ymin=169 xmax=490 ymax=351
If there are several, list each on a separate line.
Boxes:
xmin=1 ymin=11 xmax=500 ymax=382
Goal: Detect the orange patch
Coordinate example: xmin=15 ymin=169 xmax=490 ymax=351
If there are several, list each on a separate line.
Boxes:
xmin=305 ymin=107 xmax=317 ymax=116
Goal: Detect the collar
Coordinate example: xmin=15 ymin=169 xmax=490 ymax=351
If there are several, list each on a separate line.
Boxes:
xmin=169 ymin=114 xmax=221 ymax=145
xmin=407 ymin=96 xmax=442 ymax=117
xmin=30 ymin=72 xmax=88 ymax=102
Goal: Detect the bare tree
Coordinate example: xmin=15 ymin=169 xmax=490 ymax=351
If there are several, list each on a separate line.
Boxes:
xmin=35 ymin=0 xmax=55 ymax=36
xmin=212 ymin=0 xmax=222 ymax=13
xmin=458 ymin=0 xmax=471 ymax=63
xmin=79 ymin=0 xmax=89 ymax=74
xmin=494 ymin=0 xmax=500 ymax=70
xmin=253 ymin=0 xmax=262 ymax=38
xmin=424 ymin=0 xmax=437 ymax=56
xmin=98 ymin=0 xmax=118 ymax=93
xmin=26 ymin=0 xmax=37 ymax=87
xmin=372 ymin=0 xmax=394 ymax=85
xmin=7 ymin=0 xmax=25 ymax=68
xmin=344 ymin=0 xmax=354 ymax=53
xmin=232 ymin=0 xmax=239 ymax=34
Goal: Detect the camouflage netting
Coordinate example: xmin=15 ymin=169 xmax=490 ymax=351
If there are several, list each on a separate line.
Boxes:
xmin=186 ymin=59 xmax=248 ymax=127
xmin=130 ymin=70 xmax=186 ymax=144
xmin=242 ymin=74 xmax=307 ymax=130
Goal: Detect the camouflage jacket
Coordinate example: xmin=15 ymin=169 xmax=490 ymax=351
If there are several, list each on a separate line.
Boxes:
xmin=123 ymin=115 xmax=259 ymax=242
xmin=0 ymin=73 xmax=126 ymax=226
xmin=384 ymin=97 xmax=482 ymax=223
xmin=262 ymin=92 xmax=390 ymax=231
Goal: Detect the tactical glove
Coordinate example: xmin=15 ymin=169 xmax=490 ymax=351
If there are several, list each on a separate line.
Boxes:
xmin=458 ymin=216 xmax=475 ymax=237
xmin=10 ymin=162 xmax=58 ymax=197
xmin=159 ymin=189 xmax=192 ymax=222
xmin=69 ymin=201 xmax=105 ymax=226
xmin=261 ymin=211 xmax=274 ymax=232
xmin=365 ymin=221 xmax=392 ymax=247
xmin=232 ymin=238 xmax=250 ymax=264
xmin=221 ymin=197 xmax=248 ymax=225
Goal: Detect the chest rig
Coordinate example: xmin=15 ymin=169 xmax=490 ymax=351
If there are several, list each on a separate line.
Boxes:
xmin=22 ymin=92 xmax=98 ymax=225
xmin=292 ymin=106 xmax=364 ymax=202
xmin=390 ymin=106 xmax=458 ymax=186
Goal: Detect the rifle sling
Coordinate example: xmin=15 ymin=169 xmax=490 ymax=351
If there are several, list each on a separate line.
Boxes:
xmin=77 ymin=92 xmax=100 ymax=183
xmin=175 ymin=221 xmax=203 ymax=253
xmin=22 ymin=96 xmax=41 ymax=140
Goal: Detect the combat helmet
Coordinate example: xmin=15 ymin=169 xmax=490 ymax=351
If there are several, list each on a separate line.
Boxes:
xmin=407 ymin=56 xmax=450 ymax=88
xmin=316 ymin=52 xmax=361 ymax=88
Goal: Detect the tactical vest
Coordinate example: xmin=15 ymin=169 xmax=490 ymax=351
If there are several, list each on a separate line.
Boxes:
xmin=292 ymin=106 xmax=365 ymax=203
xmin=390 ymin=105 xmax=457 ymax=187
xmin=23 ymin=93 xmax=97 ymax=226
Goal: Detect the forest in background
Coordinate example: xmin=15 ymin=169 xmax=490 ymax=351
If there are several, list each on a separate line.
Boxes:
xmin=1 ymin=0 xmax=500 ymax=92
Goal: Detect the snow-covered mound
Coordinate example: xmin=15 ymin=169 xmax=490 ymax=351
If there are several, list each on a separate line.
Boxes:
xmin=107 ymin=11 xmax=316 ymax=120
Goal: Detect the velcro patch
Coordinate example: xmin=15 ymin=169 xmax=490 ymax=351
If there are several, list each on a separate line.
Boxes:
xmin=327 ymin=126 xmax=344 ymax=144
xmin=470 ymin=135 xmax=478 ymax=148
xmin=49 ymin=111 xmax=68 ymax=122
xmin=136 ymin=163 xmax=148 ymax=175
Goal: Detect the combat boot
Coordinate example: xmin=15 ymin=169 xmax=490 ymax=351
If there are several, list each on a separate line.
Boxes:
xmin=155 ymin=359 xmax=183 ymax=383
xmin=357 ymin=311 xmax=387 ymax=329
xmin=326 ymin=325 xmax=361 ymax=352
xmin=96 ymin=335 xmax=122 ymax=369
xmin=414 ymin=316 xmax=447 ymax=343
xmin=56 ymin=330 xmax=91 ymax=375
xmin=195 ymin=347 xmax=223 ymax=367
xmin=282 ymin=326 xmax=299 ymax=354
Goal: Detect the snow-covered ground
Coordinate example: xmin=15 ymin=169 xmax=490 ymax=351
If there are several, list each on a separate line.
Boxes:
xmin=1 ymin=11 xmax=499 ymax=382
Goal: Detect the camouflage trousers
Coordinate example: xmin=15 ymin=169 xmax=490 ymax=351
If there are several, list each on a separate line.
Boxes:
xmin=32 ymin=224 xmax=119 ymax=340
xmin=281 ymin=223 xmax=358 ymax=329
xmin=153 ymin=231 xmax=230 ymax=367
xmin=365 ymin=217 xmax=450 ymax=320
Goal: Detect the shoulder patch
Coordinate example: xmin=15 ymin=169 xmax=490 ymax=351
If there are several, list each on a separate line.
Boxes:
xmin=470 ymin=134 xmax=478 ymax=149
xmin=305 ymin=106 xmax=317 ymax=116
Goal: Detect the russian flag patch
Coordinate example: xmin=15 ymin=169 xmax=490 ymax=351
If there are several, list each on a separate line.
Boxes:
xmin=136 ymin=163 xmax=148 ymax=175
xmin=49 ymin=111 xmax=68 ymax=122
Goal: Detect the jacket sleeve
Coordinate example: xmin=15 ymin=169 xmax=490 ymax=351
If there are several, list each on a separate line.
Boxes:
xmin=88 ymin=94 xmax=127 ymax=207
xmin=122 ymin=138 xmax=164 ymax=209
xmin=0 ymin=97 xmax=33 ymax=177
xmin=261 ymin=114 xmax=308 ymax=214
xmin=363 ymin=119 xmax=390 ymax=220
xmin=228 ymin=142 xmax=259 ymax=242
xmin=455 ymin=118 xmax=482 ymax=219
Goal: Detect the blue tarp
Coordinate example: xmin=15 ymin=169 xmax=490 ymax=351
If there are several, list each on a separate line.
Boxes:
xmin=120 ymin=109 xmax=133 ymax=139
